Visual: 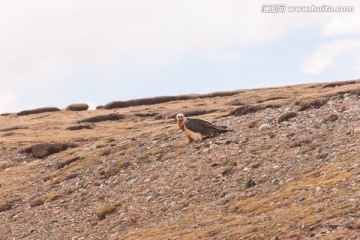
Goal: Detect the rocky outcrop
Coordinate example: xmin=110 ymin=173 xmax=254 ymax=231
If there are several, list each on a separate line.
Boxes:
xmin=229 ymin=104 xmax=281 ymax=116
xmin=66 ymin=103 xmax=89 ymax=111
xmin=78 ymin=114 xmax=125 ymax=123
xmin=104 ymin=91 xmax=240 ymax=109
xmin=17 ymin=107 xmax=60 ymax=116
xmin=67 ymin=124 xmax=93 ymax=130
xmin=278 ymin=112 xmax=297 ymax=123
xmin=20 ymin=143 xmax=78 ymax=159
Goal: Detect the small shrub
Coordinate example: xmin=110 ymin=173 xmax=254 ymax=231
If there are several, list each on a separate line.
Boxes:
xmin=96 ymin=202 xmax=122 ymax=220
xmin=278 ymin=112 xmax=297 ymax=123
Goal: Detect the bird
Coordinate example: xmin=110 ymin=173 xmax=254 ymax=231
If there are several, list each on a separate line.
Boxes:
xmin=175 ymin=113 xmax=233 ymax=144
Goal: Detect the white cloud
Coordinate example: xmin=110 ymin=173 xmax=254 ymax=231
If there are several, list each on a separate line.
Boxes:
xmin=0 ymin=0 xmax=359 ymax=112
xmin=301 ymin=0 xmax=360 ymax=75
xmin=301 ymin=39 xmax=360 ymax=75
xmin=0 ymin=92 xmax=19 ymax=114
xmin=323 ymin=15 xmax=360 ymax=37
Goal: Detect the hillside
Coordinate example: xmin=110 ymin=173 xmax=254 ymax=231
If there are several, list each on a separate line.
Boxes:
xmin=0 ymin=80 xmax=359 ymax=240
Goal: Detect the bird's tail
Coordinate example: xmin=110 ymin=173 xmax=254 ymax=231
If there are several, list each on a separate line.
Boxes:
xmin=214 ymin=125 xmax=234 ymax=132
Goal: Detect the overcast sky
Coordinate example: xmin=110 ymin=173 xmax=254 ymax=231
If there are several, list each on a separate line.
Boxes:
xmin=1 ymin=0 xmax=360 ymax=113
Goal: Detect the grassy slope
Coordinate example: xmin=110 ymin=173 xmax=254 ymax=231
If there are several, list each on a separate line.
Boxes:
xmin=0 ymin=80 xmax=359 ymax=239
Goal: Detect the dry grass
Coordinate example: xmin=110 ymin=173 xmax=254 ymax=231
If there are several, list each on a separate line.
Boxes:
xmin=124 ymin=155 xmax=357 ymax=239
xmin=1 ymin=79 xmax=360 ymax=239
xmin=96 ymin=202 xmax=122 ymax=220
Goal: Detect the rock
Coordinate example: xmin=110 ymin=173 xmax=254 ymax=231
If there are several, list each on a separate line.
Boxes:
xmin=99 ymin=162 xmax=131 ymax=179
xmin=299 ymin=98 xmax=328 ymax=111
xmin=320 ymin=228 xmax=329 ymax=234
xmin=214 ymin=140 xmax=232 ymax=145
xmin=0 ymin=161 xmax=16 ymax=170
xmin=246 ymin=179 xmax=256 ymax=189
xmin=78 ymin=114 xmax=126 ymax=123
xmin=30 ymin=199 xmax=44 ymax=207
xmin=278 ymin=112 xmax=297 ymax=123
xmin=339 ymin=105 xmax=346 ymax=112
xmin=154 ymin=114 xmax=165 ymax=120
xmin=222 ymin=167 xmax=234 ymax=176
xmin=99 ymin=149 xmax=111 ymax=156
xmin=259 ymin=123 xmax=271 ymax=131
xmin=289 ymin=140 xmax=301 ymax=148
xmin=229 ymin=105 xmax=279 ymax=116
xmin=57 ymin=156 xmax=81 ymax=169
xmin=316 ymin=206 xmax=324 ymax=213
xmin=134 ymin=112 xmax=159 ymax=118
xmin=96 ymin=105 xmax=105 ymax=109
xmin=233 ymin=176 xmax=244 ymax=181
xmin=264 ymin=216 xmax=272 ymax=221
xmin=328 ymin=223 xmax=339 ymax=230
xmin=67 ymin=124 xmax=93 ymax=131
xmin=271 ymin=179 xmax=280 ymax=185
xmin=66 ymin=103 xmax=89 ymax=111
xmin=216 ymin=173 xmax=223 ymax=179
xmin=21 ymin=143 xmax=78 ymax=159
xmin=317 ymin=153 xmax=328 ymax=160
xmin=322 ymin=80 xmax=357 ymax=88
xmin=84 ymin=144 xmax=102 ymax=151
xmin=345 ymin=222 xmax=354 ymax=229
xmin=17 ymin=107 xmax=60 ymax=116
xmin=211 ymin=162 xmax=220 ymax=167
xmin=104 ymin=92 xmax=238 ymax=110
xmin=323 ymin=114 xmax=338 ymax=123
xmin=252 ymin=163 xmax=261 ymax=168
xmin=142 ymin=188 xmax=152 ymax=194
xmin=120 ymin=161 xmax=131 ymax=169
xmin=0 ymin=203 xmax=13 ymax=213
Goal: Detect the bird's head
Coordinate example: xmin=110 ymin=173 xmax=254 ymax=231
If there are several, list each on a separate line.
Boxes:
xmin=176 ymin=113 xmax=185 ymax=122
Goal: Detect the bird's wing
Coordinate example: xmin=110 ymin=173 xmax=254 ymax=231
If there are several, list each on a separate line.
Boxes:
xmin=185 ymin=118 xmax=219 ymax=135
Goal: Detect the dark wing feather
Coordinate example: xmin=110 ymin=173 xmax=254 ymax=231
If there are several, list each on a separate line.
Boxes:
xmin=185 ymin=118 xmax=232 ymax=136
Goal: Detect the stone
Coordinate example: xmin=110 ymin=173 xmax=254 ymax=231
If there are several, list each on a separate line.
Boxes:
xmin=17 ymin=107 xmax=60 ymax=116
xmin=323 ymin=113 xmax=338 ymax=123
xmin=222 ymin=167 xmax=234 ymax=176
xmin=252 ymin=163 xmax=261 ymax=168
xmin=99 ymin=150 xmax=111 ymax=156
xmin=259 ymin=123 xmax=271 ymax=131
xmin=0 ymin=203 xmax=12 ymax=213
xmin=67 ymin=124 xmax=93 ymax=131
xmin=146 ymin=196 xmax=154 ymax=203
xmin=66 ymin=103 xmax=89 ymax=111
xmin=246 ymin=179 xmax=256 ymax=189
xmin=21 ymin=143 xmax=78 ymax=159
xmin=30 ymin=199 xmax=45 ymax=207
xmin=278 ymin=112 xmax=297 ymax=123
xmin=78 ymin=114 xmax=126 ymax=123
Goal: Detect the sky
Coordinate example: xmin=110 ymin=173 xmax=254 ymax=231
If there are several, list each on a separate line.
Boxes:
xmin=1 ymin=0 xmax=360 ymax=113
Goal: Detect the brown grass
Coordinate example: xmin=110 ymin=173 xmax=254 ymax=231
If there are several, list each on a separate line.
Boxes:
xmin=1 ymin=79 xmax=360 ymax=239
xmin=96 ymin=202 xmax=122 ymax=220
xmin=125 ymin=154 xmax=357 ymax=239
